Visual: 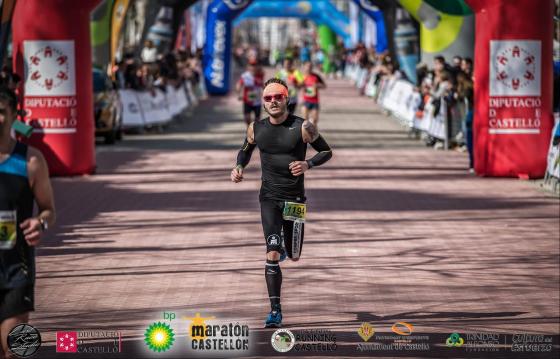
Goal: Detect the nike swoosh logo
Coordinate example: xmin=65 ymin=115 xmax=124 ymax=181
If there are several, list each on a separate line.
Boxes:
xmin=289 ymin=127 xmax=296 ymax=130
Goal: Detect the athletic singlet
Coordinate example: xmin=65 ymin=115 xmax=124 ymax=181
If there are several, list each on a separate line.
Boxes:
xmin=0 ymin=142 xmax=34 ymax=289
xmin=254 ymin=115 xmax=307 ymax=201
xmin=302 ymin=73 xmax=324 ymax=104
xmin=238 ymin=71 xmax=264 ymax=106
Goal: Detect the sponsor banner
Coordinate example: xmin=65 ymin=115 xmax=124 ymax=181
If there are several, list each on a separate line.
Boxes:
xmin=166 ymin=85 xmax=190 ymax=116
xmin=56 ymin=330 xmax=122 ymax=354
xmin=466 ymin=0 xmax=554 ymax=177
xmin=426 ymin=99 xmax=447 ymax=140
xmin=166 ymin=85 xmax=181 ymax=117
xmin=110 ymin=0 xmax=130 ymax=72
xmin=203 ymin=0 xmax=252 ymax=95
xmin=24 ymin=40 xmax=76 ymax=96
xmin=355 ymin=322 xmax=431 ymax=353
xmin=13 ymin=0 xmax=99 ymax=176
xmin=350 ymin=69 xmax=450 ymax=141
xmin=380 ymin=79 xmax=417 ymax=127
xmin=119 ymin=89 xmax=144 ymax=127
xmin=546 ymin=114 xmax=560 ymax=179
xmin=120 ymin=81 xmax=201 ymax=128
xmin=138 ymin=90 xmax=168 ymax=126
xmin=271 ymin=328 xmax=337 ymax=353
xmin=23 ymin=40 xmax=78 ymax=134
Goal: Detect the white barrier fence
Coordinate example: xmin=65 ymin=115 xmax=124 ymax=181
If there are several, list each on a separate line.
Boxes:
xmin=347 ymin=64 xmax=560 ymax=185
xmin=348 ymin=64 xmax=450 ymax=142
xmin=119 ymin=81 xmax=205 ymax=129
xmin=545 ymin=113 xmax=560 ymax=181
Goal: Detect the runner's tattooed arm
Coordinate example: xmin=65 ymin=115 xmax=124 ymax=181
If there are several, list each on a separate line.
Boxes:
xmin=236 ymin=122 xmax=256 ymax=169
xmin=302 ymin=120 xmax=319 ymax=143
xmin=302 ymin=121 xmax=332 ymax=168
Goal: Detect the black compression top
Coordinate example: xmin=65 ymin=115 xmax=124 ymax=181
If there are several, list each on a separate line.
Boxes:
xmin=254 ymin=115 xmax=307 ymax=202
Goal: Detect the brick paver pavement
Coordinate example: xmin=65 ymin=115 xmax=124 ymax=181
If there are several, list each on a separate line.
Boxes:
xmin=29 ymin=74 xmax=559 ymax=358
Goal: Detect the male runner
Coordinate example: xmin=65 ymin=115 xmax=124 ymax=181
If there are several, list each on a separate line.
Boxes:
xmin=230 ymin=78 xmax=332 ymax=328
xmin=275 ymin=58 xmax=303 ymax=115
xmin=236 ymin=60 xmax=264 ymax=126
xmin=301 ymin=61 xmax=326 ymax=126
xmin=0 ymin=87 xmax=56 ymax=358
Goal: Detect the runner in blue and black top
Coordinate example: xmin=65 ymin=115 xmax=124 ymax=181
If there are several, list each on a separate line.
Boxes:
xmin=0 ymin=87 xmax=56 ymax=357
xmin=230 ymin=78 xmax=332 ymax=328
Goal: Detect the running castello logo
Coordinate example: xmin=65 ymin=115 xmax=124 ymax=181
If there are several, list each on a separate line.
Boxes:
xmin=489 ymin=40 xmax=541 ymax=97
xmin=24 ymin=40 xmax=76 ymax=96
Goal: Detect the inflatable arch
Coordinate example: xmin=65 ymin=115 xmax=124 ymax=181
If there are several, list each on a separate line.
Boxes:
xmin=205 ymin=0 xmax=357 ymax=95
xmin=234 ymin=0 xmax=351 ymax=47
xmin=398 ymin=0 xmax=473 ymax=64
xmin=351 ymin=0 xmax=388 ymax=54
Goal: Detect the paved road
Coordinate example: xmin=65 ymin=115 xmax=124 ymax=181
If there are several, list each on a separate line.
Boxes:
xmin=30 ymin=74 xmax=559 ymax=358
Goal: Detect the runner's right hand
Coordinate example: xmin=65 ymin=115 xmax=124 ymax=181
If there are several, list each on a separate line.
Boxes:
xmin=231 ymin=166 xmax=244 ymax=182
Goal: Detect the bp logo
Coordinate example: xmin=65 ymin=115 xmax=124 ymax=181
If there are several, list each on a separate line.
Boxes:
xmin=144 ymin=322 xmax=175 ymax=352
xmin=271 ymin=329 xmax=295 ymax=352
xmin=223 ymin=0 xmax=251 ymax=10
xmin=490 ymin=40 xmax=541 ymax=97
xmin=24 ymin=40 xmax=76 ymax=96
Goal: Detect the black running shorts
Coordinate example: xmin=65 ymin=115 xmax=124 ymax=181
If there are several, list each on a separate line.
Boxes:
xmin=260 ymin=200 xmax=305 ymax=259
xmin=0 ymin=284 xmax=34 ymax=321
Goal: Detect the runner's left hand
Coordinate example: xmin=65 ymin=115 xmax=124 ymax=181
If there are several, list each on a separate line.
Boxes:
xmin=20 ymin=217 xmax=42 ymax=246
xmin=289 ymin=161 xmax=309 ymax=176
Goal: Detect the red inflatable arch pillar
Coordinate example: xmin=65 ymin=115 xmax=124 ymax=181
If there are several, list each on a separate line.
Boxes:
xmin=12 ymin=0 xmax=101 ymax=176
xmin=465 ymin=0 xmax=554 ymax=178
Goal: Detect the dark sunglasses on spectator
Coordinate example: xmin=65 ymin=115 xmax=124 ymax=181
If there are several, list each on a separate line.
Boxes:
xmin=263 ymin=94 xmax=285 ymax=102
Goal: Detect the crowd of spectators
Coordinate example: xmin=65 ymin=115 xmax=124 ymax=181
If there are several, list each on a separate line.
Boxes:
xmin=345 ymin=43 xmax=476 ymax=170
xmin=114 ymin=42 xmax=204 ymax=94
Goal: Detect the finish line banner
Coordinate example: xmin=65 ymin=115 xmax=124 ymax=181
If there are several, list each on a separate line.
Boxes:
xmin=466 ymin=0 xmax=554 ymax=178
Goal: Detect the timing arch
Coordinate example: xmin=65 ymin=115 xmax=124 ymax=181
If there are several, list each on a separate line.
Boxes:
xmin=204 ymin=0 xmax=355 ymax=95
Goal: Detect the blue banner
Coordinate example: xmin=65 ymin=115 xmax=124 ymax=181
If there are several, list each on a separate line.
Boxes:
xmin=352 ymin=0 xmax=388 ymax=53
xmin=204 ymin=0 xmax=252 ymax=95
xmin=234 ymin=0 xmax=351 ymax=48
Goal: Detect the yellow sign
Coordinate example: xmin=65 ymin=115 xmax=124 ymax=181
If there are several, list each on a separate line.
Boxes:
xmin=357 ymin=322 xmax=374 ymax=342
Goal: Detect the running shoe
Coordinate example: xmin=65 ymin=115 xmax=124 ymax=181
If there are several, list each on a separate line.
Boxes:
xmin=264 ymin=310 xmax=282 ymax=328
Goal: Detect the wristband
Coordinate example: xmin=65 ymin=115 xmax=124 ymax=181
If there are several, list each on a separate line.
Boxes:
xmin=39 ymin=218 xmax=48 ymax=231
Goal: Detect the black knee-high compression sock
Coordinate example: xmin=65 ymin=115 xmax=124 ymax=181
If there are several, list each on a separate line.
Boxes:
xmin=265 ymin=259 xmax=282 ymax=311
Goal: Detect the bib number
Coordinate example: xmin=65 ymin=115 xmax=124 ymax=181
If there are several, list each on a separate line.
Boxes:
xmin=0 ymin=210 xmax=17 ymax=250
xmin=283 ymin=202 xmax=306 ymax=222
xmin=305 ymin=86 xmax=316 ymax=97
xmin=247 ymin=90 xmax=258 ymax=101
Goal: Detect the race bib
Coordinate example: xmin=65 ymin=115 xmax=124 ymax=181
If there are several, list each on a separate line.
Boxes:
xmin=305 ymin=86 xmax=316 ymax=97
xmin=247 ymin=90 xmax=258 ymax=102
xmin=0 ymin=210 xmax=17 ymax=250
xmin=283 ymin=202 xmax=306 ymax=222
